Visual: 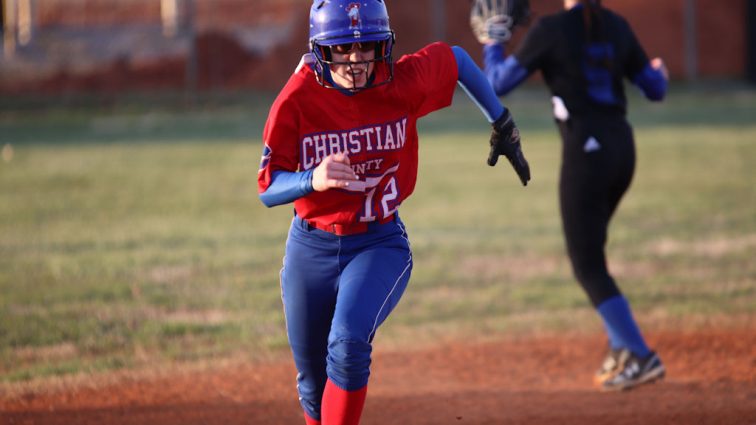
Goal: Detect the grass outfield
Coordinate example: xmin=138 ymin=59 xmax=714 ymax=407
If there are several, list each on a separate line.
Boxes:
xmin=0 ymin=83 xmax=754 ymax=383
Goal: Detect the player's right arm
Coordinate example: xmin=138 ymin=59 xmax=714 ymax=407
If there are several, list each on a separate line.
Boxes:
xmin=483 ymin=43 xmax=528 ymax=96
xmin=482 ymin=17 xmax=553 ymax=97
xmin=258 ymin=89 xmax=314 ymax=208
xmin=258 ymin=168 xmax=313 ymax=208
xmin=259 ymin=153 xmax=358 ymax=208
xmin=311 ymin=153 xmax=358 ymax=192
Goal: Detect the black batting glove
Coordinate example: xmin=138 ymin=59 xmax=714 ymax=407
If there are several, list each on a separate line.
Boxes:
xmin=487 ymin=109 xmax=531 ymax=186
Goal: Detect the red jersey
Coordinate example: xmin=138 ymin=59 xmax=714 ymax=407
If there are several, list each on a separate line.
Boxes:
xmin=258 ymin=42 xmax=458 ymax=227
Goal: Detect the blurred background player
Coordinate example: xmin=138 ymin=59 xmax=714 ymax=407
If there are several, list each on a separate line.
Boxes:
xmin=258 ymin=1 xmax=529 ymax=423
xmin=471 ymin=0 xmax=668 ymax=391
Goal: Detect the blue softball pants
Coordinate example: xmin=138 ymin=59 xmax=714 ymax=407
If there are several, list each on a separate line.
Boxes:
xmin=280 ymin=214 xmax=413 ymax=420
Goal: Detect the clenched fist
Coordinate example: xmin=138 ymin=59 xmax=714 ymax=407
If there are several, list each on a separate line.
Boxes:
xmin=312 ymin=152 xmax=359 ymax=191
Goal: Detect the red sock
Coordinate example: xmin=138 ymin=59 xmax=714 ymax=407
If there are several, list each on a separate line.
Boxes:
xmin=304 ymin=412 xmax=321 ymax=425
xmin=321 ymin=379 xmax=368 ymax=425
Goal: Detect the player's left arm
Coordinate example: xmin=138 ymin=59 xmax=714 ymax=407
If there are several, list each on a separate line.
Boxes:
xmin=621 ymin=16 xmax=668 ymax=102
xmin=632 ymin=58 xmax=668 ymax=101
xmin=453 ymin=45 xmax=506 ymax=123
xmin=452 ymin=45 xmax=530 ymax=186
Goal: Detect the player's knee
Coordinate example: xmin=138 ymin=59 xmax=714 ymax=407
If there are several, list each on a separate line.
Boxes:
xmin=570 ymin=260 xmax=620 ymax=306
xmin=326 ymin=337 xmax=372 ymax=390
xmin=572 ymin=261 xmax=601 ymax=286
xmin=569 ymin=251 xmax=604 ymax=282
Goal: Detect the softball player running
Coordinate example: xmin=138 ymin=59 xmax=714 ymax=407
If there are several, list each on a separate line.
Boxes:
xmin=471 ymin=0 xmax=668 ymax=391
xmin=258 ymin=1 xmax=529 ymax=423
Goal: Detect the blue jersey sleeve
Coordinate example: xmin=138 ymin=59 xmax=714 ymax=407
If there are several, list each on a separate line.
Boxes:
xmin=452 ymin=45 xmax=505 ymax=123
xmin=632 ymin=63 xmax=667 ymax=101
xmin=259 ymin=169 xmax=314 ymax=208
xmin=483 ymin=43 xmax=529 ymax=97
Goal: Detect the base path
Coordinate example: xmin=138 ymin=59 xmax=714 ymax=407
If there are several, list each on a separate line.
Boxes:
xmin=3 ymin=329 xmax=755 ymax=425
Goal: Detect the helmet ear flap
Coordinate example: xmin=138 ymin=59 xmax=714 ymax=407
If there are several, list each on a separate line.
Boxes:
xmin=374 ymin=32 xmax=395 ymax=61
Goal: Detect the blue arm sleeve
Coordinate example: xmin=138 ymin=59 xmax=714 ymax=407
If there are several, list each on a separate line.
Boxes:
xmin=483 ymin=43 xmax=528 ymax=97
xmin=259 ymin=169 xmax=314 ymax=208
xmin=632 ymin=63 xmax=667 ymax=101
xmin=452 ymin=45 xmax=505 ymax=123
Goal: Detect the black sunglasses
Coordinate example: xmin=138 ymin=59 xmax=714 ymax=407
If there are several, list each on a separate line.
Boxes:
xmin=330 ymin=41 xmax=379 ymax=55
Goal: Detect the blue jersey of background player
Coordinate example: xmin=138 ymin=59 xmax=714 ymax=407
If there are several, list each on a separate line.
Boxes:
xmin=474 ymin=0 xmax=668 ymax=391
xmin=258 ymin=1 xmax=530 ymax=423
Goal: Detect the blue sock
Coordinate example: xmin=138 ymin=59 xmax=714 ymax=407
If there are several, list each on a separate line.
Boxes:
xmin=597 ymin=295 xmax=651 ymax=357
xmin=601 ymin=316 xmax=623 ymax=351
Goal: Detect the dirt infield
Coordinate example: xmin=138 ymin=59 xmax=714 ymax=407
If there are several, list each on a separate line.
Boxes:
xmin=3 ymin=329 xmax=755 ymax=425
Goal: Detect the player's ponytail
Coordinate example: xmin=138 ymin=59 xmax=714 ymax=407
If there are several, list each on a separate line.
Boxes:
xmin=580 ymin=0 xmax=611 ymax=69
xmin=580 ymin=0 xmax=603 ymax=43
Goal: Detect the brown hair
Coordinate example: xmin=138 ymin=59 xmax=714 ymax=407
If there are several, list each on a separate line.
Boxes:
xmin=580 ymin=0 xmax=603 ymax=42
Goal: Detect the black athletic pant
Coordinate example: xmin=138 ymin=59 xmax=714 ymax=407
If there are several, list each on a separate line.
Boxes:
xmin=557 ymin=115 xmax=635 ymax=307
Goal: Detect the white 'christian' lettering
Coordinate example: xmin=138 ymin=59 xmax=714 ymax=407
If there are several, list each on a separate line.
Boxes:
xmin=300 ymin=117 xmax=408 ymax=170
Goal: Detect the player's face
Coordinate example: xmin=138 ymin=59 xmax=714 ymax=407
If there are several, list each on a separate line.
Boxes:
xmin=329 ymin=41 xmax=377 ymax=90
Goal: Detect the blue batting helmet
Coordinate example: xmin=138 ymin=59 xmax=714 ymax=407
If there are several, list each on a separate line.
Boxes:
xmin=309 ymin=0 xmax=395 ymax=91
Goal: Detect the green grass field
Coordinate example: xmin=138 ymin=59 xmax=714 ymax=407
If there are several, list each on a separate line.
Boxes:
xmin=1 ymin=83 xmax=754 ymax=383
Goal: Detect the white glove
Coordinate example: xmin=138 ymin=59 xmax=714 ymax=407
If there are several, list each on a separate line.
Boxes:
xmin=485 ymin=15 xmax=514 ymax=43
xmin=471 ymin=0 xmax=514 ymax=44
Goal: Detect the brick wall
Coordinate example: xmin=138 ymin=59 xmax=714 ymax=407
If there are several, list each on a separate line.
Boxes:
xmin=267 ymin=0 xmax=748 ymax=88
xmin=391 ymin=0 xmax=747 ymax=80
xmin=1 ymin=0 xmax=748 ymax=94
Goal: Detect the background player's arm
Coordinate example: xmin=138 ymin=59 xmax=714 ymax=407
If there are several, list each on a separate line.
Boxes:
xmin=632 ymin=58 xmax=668 ymax=101
xmin=470 ymin=0 xmax=534 ymax=96
xmin=483 ymin=44 xmax=529 ymax=96
xmin=482 ymin=16 xmax=555 ymax=97
xmin=622 ymin=17 xmax=668 ymax=102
